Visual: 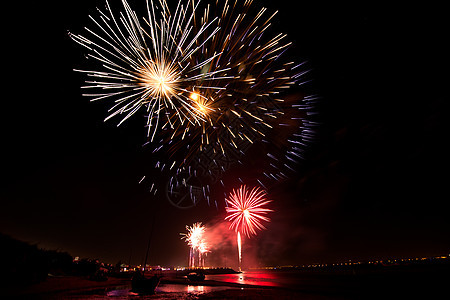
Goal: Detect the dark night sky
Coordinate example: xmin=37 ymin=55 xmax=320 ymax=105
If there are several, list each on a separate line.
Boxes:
xmin=1 ymin=1 xmax=449 ymax=267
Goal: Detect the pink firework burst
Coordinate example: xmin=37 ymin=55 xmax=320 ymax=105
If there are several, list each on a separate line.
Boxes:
xmin=225 ymin=185 xmax=273 ymax=237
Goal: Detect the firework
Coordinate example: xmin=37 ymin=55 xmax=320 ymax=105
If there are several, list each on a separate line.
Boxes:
xmin=159 ymin=0 xmax=316 ymax=179
xmin=69 ymin=0 xmax=229 ymax=141
xmin=161 ymin=0 xmax=317 ymax=206
xmin=71 ymin=0 xmax=317 ymax=205
xmin=180 ymin=222 xmax=209 ymax=268
xmin=225 ymin=185 xmax=273 ymax=237
xmin=225 ymin=185 xmax=272 ymax=271
xmin=237 ymin=231 xmax=242 ymax=271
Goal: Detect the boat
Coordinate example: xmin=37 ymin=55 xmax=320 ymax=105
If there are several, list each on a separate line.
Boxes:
xmin=131 ymin=272 xmax=161 ymax=294
xmin=186 ymin=272 xmax=205 ymax=281
xmin=131 ymin=207 xmax=161 ymax=294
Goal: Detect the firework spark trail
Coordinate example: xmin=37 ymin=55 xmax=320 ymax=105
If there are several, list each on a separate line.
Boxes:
xmin=225 ymin=185 xmax=273 ymax=237
xmin=156 ymin=0 xmax=317 ymax=189
xmin=198 ymin=240 xmax=209 ymax=267
xmin=225 ymin=185 xmax=272 ymax=271
xmin=71 ymin=0 xmax=318 ymax=205
xmin=181 ymin=1 xmax=301 ymax=148
xmin=69 ymin=0 xmax=229 ymax=141
xmin=237 ymin=231 xmax=242 ymax=272
xmin=180 ymin=222 xmax=209 ymax=267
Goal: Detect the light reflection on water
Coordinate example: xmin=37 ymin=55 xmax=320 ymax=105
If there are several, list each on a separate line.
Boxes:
xmin=100 ymin=283 xmax=233 ymax=298
xmin=158 ymin=283 xmax=231 ymax=294
xmin=65 ymin=271 xmax=298 ymax=299
xmin=206 ymin=271 xmax=280 ymax=287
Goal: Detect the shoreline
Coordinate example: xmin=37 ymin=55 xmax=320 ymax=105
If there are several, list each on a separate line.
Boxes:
xmin=6 ymin=275 xmax=321 ymax=299
xmin=6 ymin=278 xmax=358 ymax=300
xmin=9 ymin=275 xmax=276 ymax=295
xmin=6 ymin=263 xmax=448 ymax=299
xmin=4 ymin=276 xmax=130 ymax=298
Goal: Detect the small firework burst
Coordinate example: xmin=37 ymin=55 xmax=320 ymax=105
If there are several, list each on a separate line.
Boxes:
xmin=225 ymin=185 xmax=273 ymax=237
xmin=180 ymin=222 xmax=208 ymax=267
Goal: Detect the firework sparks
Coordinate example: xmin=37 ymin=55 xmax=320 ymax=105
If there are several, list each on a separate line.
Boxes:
xmin=225 ymin=185 xmax=272 ymax=271
xmin=237 ymin=231 xmax=242 ymax=271
xmin=71 ymin=0 xmax=317 ymax=205
xmin=181 ymin=222 xmax=209 ymax=268
xmin=181 ymin=222 xmax=205 ymax=249
xmin=163 ymin=0 xmax=315 ymax=173
xmin=155 ymin=0 xmax=317 ymax=200
xmin=225 ymin=185 xmax=273 ymax=237
xmin=69 ymin=0 xmax=227 ymax=141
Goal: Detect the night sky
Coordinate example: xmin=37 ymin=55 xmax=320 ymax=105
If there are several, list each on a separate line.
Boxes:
xmin=2 ymin=1 xmax=449 ymax=267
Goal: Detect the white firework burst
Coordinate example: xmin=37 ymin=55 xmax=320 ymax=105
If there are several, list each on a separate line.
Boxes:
xmin=69 ymin=0 xmax=230 ymax=141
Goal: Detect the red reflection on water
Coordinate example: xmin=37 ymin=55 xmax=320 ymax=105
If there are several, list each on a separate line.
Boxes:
xmin=207 ymin=272 xmax=279 ymax=287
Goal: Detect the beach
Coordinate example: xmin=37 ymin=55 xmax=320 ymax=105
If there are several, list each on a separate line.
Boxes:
xmin=5 ymin=264 xmax=448 ymax=299
xmin=6 ymin=271 xmax=351 ymax=299
xmin=8 ymin=276 xmax=343 ymax=300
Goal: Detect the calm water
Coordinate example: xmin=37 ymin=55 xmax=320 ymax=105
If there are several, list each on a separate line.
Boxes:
xmin=65 ymin=283 xmax=237 ymax=299
xmin=206 ymin=270 xmax=287 ymax=287
xmin=61 ymin=266 xmax=449 ymax=299
xmin=206 ymin=270 xmax=314 ymax=289
xmin=64 ymin=271 xmax=297 ymax=299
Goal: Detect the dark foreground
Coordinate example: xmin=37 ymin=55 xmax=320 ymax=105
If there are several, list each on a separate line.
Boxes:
xmin=3 ymin=262 xmax=449 ymax=299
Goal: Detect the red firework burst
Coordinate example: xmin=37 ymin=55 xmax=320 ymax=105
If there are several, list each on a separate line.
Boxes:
xmin=225 ymin=185 xmax=273 ymax=237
